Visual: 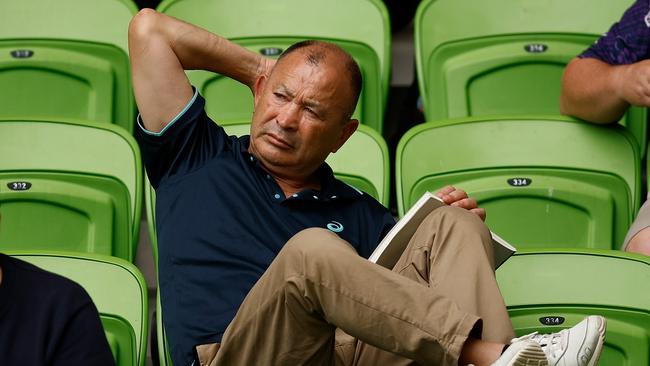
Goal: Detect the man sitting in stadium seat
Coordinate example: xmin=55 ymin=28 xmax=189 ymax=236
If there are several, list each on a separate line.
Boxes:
xmin=129 ymin=9 xmax=606 ymax=366
xmin=561 ymin=0 xmax=650 ymax=256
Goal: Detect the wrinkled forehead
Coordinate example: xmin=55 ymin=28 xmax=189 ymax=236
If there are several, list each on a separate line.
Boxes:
xmin=269 ymin=48 xmax=353 ymax=98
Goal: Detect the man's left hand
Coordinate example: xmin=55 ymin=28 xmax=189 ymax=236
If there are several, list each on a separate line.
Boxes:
xmin=435 ymin=185 xmax=486 ymax=221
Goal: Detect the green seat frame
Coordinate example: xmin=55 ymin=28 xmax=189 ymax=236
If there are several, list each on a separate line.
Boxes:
xmin=9 ymin=251 xmax=149 ymax=366
xmin=0 ymin=119 xmax=142 ymax=261
xmin=0 ymin=0 xmax=137 ymax=132
xmin=414 ymin=0 xmax=647 ymax=155
xmin=156 ymin=0 xmax=390 ymax=133
xmin=396 ymin=116 xmax=640 ymax=250
xmin=497 ymin=249 xmax=650 ymax=365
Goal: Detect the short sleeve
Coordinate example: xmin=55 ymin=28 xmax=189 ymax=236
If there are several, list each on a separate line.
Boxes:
xmin=135 ymin=89 xmax=231 ymax=188
xmin=580 ymin=0 xmax=650 ymax=64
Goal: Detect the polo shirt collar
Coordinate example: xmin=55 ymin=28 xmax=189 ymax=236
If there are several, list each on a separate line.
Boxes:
xmin=238 ymin=135 xmax=363 ymax=203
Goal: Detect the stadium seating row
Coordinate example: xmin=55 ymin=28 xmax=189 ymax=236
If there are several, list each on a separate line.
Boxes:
xmin=2 ymin=116 xmax=645 ymax=258
xmin=9 ymin=248 xmax=647 ymax=366
xmin=1 ymin=0 xmax=645 ymax=150
xmin=2 ymin=115 xmax=649 ymax=365
xmin=2 ymin=0 xmax=650 ymax=365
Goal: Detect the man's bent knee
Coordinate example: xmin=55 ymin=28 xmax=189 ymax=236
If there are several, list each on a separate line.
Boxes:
xmin=278 ymin=227 xmax=356 ymax=263
xmin=426 ymin=206 xmax=489 ymax=234
xmin=418 ymin=206 xmax=493 ymax=259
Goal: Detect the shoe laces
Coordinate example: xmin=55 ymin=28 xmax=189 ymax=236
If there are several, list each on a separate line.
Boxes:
xmin=513 ymin=330 xmax=567 ymax=360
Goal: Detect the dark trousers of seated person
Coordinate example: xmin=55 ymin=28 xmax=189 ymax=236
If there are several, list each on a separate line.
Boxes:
xmin=195 ymin=206 xmax=515 ymax=366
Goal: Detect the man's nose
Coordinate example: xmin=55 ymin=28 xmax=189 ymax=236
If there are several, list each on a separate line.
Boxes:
xmin=276 ymin=103 xmax=300 ymax=130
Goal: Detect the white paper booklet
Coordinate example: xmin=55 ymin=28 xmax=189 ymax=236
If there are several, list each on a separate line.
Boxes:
xmin=369 ymin=191 xmax=516 ymax=269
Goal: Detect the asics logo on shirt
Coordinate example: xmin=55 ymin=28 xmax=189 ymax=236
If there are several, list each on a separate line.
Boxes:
xmin=326 ymin=221 xmax=344 ymax=233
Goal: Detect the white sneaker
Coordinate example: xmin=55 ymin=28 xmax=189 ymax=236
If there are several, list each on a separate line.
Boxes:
xmin=491 ymin=340 xmax=548 ymax=366
xmin=510 ymin=315 xmax=606 ymax=366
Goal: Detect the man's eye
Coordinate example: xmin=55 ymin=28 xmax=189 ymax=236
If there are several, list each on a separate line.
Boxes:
xmin=305 ymin=108 xmax=318 ymax=117
xmin=274 ymin=93 xmax=287 ymax=100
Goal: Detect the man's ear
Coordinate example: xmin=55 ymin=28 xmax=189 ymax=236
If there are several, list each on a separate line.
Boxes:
xmin=332 ymin=119 xmax=359 ymax=153
xmin=252 ymin=75 xmax=267 ymax=109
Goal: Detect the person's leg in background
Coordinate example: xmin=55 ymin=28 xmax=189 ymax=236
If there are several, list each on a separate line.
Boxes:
xmin=623 ymin=197 xmax=650 ymax=255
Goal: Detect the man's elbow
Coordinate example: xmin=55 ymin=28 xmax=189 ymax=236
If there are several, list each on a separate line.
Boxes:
xmin=558 ymin=85 xmax=586 ymax=120
xmin=559 ymin=92 xmax=622 ymax=125
xmin=558 ymin=90 xmax=572 ymax=116
xmin=128 ymin=8 xmax=161 ymax=47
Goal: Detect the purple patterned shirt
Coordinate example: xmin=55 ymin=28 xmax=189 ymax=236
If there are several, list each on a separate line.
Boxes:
xmin=580 ymin=0 xmax=650 ymax=64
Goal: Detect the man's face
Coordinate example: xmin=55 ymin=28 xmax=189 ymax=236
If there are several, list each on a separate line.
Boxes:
xmin=249 ymin=50 xmax=358 ymax=178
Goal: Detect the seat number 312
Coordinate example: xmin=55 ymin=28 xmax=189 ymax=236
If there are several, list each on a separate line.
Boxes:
xmin=7 ymin=182 xmax=32 ymax=191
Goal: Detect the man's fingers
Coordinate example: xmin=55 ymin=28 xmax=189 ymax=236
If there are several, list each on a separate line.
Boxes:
xmin=450 ymin=197 xmax=477 ymax=210
xmin=435 ymin=186 xmax=486 ymax=221
xmin=439 ymin=188 xmax=468 ymax=205
xmin=470 ymin=208 xmax=487 ymax=221
xmin=435 ymin=185 xmax=456 ymax=198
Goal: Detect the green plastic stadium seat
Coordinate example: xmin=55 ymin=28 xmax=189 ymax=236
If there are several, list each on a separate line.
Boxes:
xmin=497 ymin=249 xmax=650 ymax=366
xmin=9 ymin=252 xmax=149 ymax=366
xmin=396 ymin=116 xmax=640 ymax=250
xmin=0 ymin=119 xmax=142 ymax=261
xmin=156 ymin=0 xmax=390 ymax=133
xmin=0 ymin=0 xmax=137 ymax=132
xmin=414 ymin=0 xmax=647 ymax=154
xmin=223 ymin=123 xmax=389 ymax=205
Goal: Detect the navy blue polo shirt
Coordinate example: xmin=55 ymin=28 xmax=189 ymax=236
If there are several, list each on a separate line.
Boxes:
xmin=135 ymin=89 xmax=395 ymax=366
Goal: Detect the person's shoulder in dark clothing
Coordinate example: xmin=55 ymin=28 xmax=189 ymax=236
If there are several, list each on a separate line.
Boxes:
xmin=0 ymin=254 xmax=115 ymax=366
xmin=580 ymin=0 xmax=650 ymax=64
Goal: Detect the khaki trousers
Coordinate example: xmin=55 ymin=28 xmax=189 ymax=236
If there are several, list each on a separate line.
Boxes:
xmin=196 ymin=206 xmax=515 ymax=366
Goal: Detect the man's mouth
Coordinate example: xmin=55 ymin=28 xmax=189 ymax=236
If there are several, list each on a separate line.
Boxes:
xmin=265 ymin=132 xmax=294 ymax=149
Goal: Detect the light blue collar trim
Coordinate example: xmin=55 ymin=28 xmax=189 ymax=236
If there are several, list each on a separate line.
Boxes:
xmin=343 ymin=182 xmax=364 ymax=195
xmin=137 ymin=88 xmax=199 ymax=136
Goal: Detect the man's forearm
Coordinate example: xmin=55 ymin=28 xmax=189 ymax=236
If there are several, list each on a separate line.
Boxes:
xmin=128 ymin=9 xmax=270 ymax=131
xmin=560 ymin=57 xmax=630 ymax=124
xmin=135 ymin=10 xmax=265 ymax=89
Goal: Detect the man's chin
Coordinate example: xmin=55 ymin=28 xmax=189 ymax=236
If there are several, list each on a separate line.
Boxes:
xmin=257 ymin=147 xmax=296 ymax=167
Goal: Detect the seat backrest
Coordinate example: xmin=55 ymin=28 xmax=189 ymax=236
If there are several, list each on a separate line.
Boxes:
xmin=497 ymin=249 xmax=650 ymax=365
xmin=414 ymin=0 xmax=646 ymax=154
xmin=157 ymin=0 xmax=390 ymax=133
xmin=396 ymin=116 xmax=640 ymax=250
xmin=10 ymin=252 xmax=149 ymax=366
xmin=0 ymin=119 xmax=142 ymax=261
xmin=0 ymin=0 xmax=137 ymax=132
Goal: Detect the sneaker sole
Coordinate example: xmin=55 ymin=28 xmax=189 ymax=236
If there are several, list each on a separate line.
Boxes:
xmin=507 ymin=342 xmax=549 ymax=366
xmin=586 ymin=316 xmax=607 ymax=366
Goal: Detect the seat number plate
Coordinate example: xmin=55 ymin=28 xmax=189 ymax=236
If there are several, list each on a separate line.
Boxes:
xmin=539 ymin=316 xmax=565 ymax=326
xmin=7 ymin=182 xmax=32 ymax=191
xmin=507 ymin=178 xmax=531 ymax=187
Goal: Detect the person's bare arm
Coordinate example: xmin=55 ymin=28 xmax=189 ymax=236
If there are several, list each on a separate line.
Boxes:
xmin=560 ymin=57 xmax=650 ymax=123
xmin=128 ymin=9 xmax=274 ymax=132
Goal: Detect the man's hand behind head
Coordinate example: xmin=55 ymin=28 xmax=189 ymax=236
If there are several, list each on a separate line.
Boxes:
xmin=251 ymin=57 xmax=276 ymax=96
